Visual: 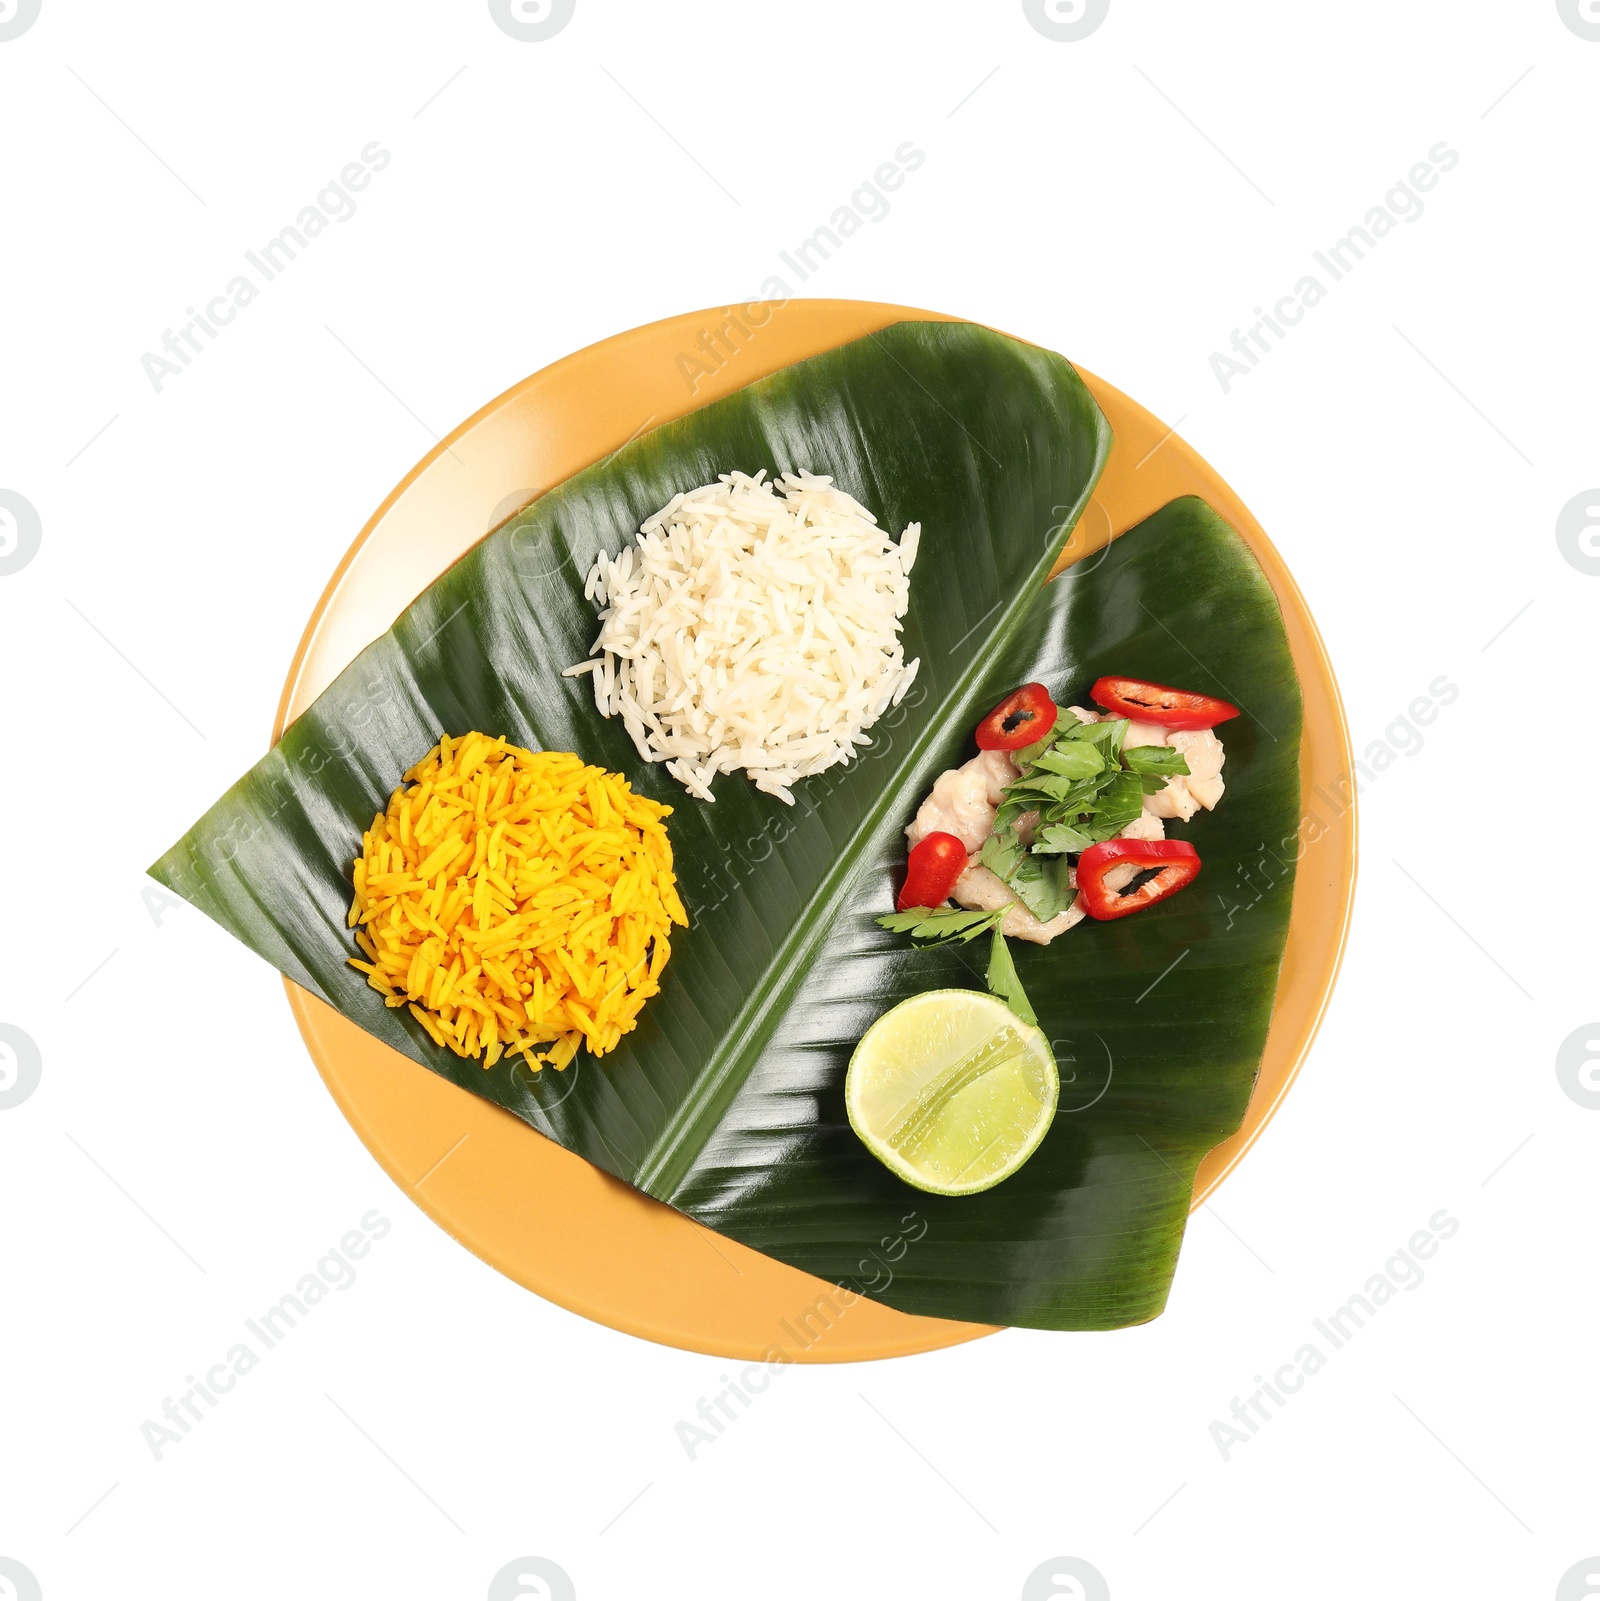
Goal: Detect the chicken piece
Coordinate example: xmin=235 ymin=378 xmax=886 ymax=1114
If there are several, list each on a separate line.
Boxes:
xmin=1147 ymin=729 xmax=1227 ymax=817
xmin=951 ymin=864 xmax=1085 ymax=945
xmin=1169 ymin=727 xmax=1224 ymax=779
xmin=1112 ymin=717 xmax=1195 ymax=821
xmin=965 ymin=747 xmax=1020 ymax=806
xmin=1169 ymin=728 xmax=1226 ymax=810
xmin=1118 ymin=805 xmax=1166 ymax=841
xmin=1063 ymin=705 xmax=1100 ymax=726
xmin=905 ymin=750 xmax=1019 ymax=851
xmin=906 ymin=764 xmax=996 ymax=853
xmin=1145 ymin=777 xmax=1201 ymax=822
xmin=1119 ymin=718 xmax=1227 ymax=821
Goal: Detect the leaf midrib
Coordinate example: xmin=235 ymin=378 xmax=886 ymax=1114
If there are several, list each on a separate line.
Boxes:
xmin=632 ymin=517 xmax=1089 ymax=1202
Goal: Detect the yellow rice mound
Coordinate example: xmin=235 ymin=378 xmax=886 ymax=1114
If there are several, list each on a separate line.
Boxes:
xmin=346 ymin=733 xmax=687 ymax=1070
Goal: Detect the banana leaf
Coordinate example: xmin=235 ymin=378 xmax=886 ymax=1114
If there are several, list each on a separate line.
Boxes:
xmin=151 ymin=322 xmax=1300 ymax=1330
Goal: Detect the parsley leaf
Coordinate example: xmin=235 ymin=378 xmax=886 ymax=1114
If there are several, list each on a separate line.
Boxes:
xmin=1081 ymin=770 xmax=1146 ymax=838
xmin=979 ymin=825 xmax=1073 ymax=920
xmin=1031 ymin=742 xmax=1106 ymax=780
xmin=1008 ymin=849 xmax=1077 ymax=921
xmin=875 ymin=906 xmax=1005 ymax=945
xmin=994 ymin=796 xmax=1030 ymax=833
xmin=1062 ymin=716 xmax=1127 ymax=756
xmin=1005 ymin=770 xmax=1103 ymax=806
xmin=1032 ymin=821 xmax=1097 ymax=854
xmin=1122 ymin=745 xmax=1190 ymax=779
xmin=979 ymin=829 xmax=1024 ymax=883
xmin=985 ymin=927 xmax=1037 ymax=1026
xmin=1011 ymin=728 xmax=1057 ymax=768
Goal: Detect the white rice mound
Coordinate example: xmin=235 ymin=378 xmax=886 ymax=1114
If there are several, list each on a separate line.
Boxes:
xmin=563 ymin=469 xmax=921 ymax=805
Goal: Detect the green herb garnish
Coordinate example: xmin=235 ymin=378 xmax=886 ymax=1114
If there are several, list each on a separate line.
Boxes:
xmin=1031 ymin=821 xmax=1097 ymax=855
xmin=1011 ymin=729 xmax=1057 ymax=769
xmin=1010 ymin=852 xmax=1076 ymax=921
xmin=874 ymin=907 xmax=1039 ymax=1025
xmin=1082 ymin=770 xmax=1147 ymax=837
xmin=994 ymin=709 xmax=1189 ymax=851
xmin=979 ymin=829 xmax=1023 ymax=881
xmin=875 ymin=905 xmax=1006 ymax=944
xmin=1123 ymin=743 xmax=1191 ymax=788
xmin=981 ymin=826 xmax=1075 ymax=921
xmin=1060 ymin=716 xmax=1127 ymax=755
xmin=879 ymin=695 xmax=1196 ymax=1031
xmin=985 ymin=927 xmax=1037 ymax=1025
xmin=1030 ymin=742 xmax=1106 ymax=780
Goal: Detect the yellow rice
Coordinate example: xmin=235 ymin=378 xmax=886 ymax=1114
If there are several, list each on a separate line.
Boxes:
xmin=346 ymin=732 xmax=687 ymax=1070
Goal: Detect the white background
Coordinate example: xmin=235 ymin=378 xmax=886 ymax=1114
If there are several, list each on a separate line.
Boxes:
xmin=2 ymin=2 xmax=1597 ymax=1598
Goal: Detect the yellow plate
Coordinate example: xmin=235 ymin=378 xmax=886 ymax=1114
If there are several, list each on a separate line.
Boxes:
xmin=275 ymin=301 xmax=1356 ymax=1362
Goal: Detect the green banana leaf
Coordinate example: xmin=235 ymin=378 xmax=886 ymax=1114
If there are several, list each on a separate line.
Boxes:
xmin=152 ymin=322 xmax=1300 ymax=1330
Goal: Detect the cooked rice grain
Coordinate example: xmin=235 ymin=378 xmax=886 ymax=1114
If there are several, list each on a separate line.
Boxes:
xmin=564 ymin=470 xmax=920 ymax=804
xmin=346 ymin=733 xmax=687 ymax=1069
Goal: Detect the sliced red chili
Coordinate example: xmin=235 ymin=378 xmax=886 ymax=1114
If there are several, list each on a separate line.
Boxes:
xmin=975 ymin=682 xmax=1058 ymax=751
xmin=897 ymin=831 xmax=969 ymax=911
xmin=1089 ymin=676 xmax=1239 ymax=731
xmin=1077 ymin=838 xmax=1201 ymax=921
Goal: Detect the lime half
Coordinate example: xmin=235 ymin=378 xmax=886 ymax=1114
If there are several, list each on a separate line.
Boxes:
xmin=846 ymin=990 xmax=1059 ymax=1196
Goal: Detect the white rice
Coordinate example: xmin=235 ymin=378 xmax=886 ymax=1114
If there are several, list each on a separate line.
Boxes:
xmin=564 ymin=469 xmax=921 ymax=805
